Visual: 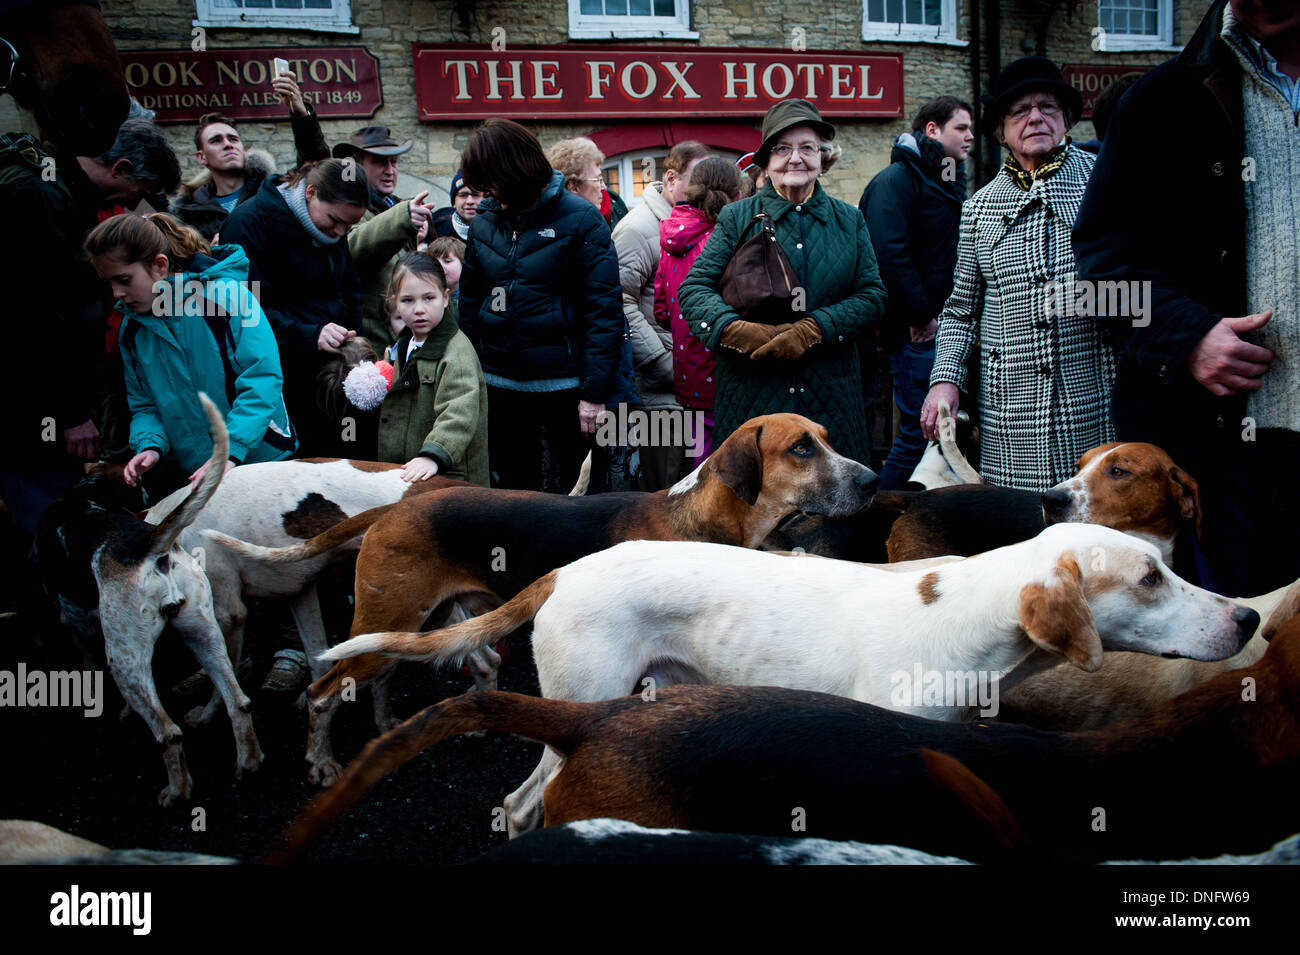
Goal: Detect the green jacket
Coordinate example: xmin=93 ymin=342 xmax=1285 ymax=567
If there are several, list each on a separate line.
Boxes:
xmin=378 ymin=313 xmax=489 ymax=486
xmin=677 ymin=180 xmax=886 ymax=464
xmin=119 ymin=245 xmax=295 ymax=471
xmin=349 ymin=197 xmax=418 ymax=353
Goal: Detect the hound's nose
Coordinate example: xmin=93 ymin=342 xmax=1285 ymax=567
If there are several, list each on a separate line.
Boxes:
xmin=855 ymin=467 xmax=880 ymax=494
xmin=1235 ymin=606 xmax=1261 ymax=640
xmin=1041 ymin=488 xmax=1071 ymax=513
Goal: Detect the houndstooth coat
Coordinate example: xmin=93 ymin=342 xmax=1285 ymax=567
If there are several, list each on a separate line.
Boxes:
xmin=930 ymin=146 xmax=1116 ymax=491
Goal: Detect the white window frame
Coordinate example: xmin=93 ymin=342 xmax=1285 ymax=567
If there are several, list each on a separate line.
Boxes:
xmin=861 ymin=0 xmax=966 ymax=48
xmin=1095 ymin=0 xmax=1177 ymax=53
xmin=602 ymin=149 xmax=740 ymax=209
xmin=569 ymin=0 xmax=698 ymax=41
xmin=193 ymin=0 xmax=359 ymax=35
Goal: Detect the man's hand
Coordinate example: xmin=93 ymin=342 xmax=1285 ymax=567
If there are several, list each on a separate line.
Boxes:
xmin=400 ymin=456 xmax=439 ymax=482
xmin=719 ymin=320 xmax=789 ymax=355
xmin=409 ymin=190 xmax=433 ymax=232
xmin=751 ymin=316 xmax=822 ymax=361
xmin=910 ymin=318 xmax=938 ymax=343
xmin=920 ymin=383 xmax=961 ymax=441
xmin=1185 ymin=310 xmax=1274 ymax=396
xmin=578 ymin=399 xmax=605 ymax=437
xmin=62 ymin=419 xmax=101 ymax=460
xmin=317 ymin=323 xmax=357 ymax=353
xmin=124 ymin=449 xmax=160 ymax=488
xmin=189 ymin=459 xmax=236 ymax=485
xmin=273 ymin=72 xmax=309 ymax=117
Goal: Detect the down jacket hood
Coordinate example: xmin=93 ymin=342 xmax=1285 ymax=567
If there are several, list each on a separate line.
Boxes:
xmin=661 ymin=203 xmax=714 ymax=257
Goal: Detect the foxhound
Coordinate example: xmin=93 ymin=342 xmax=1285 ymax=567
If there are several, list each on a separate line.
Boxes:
xmin=278 ymin=616 xmax=1300 ymax=864
xmin=208 ymin=413 xmax=880 ymax=785
xmin=33 ymin=395 xmax=260 ymax=807
xmin=322 ymin=522 xmax=1257 ymax=835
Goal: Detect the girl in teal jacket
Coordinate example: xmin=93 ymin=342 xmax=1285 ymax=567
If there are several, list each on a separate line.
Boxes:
xmin=85 ymin=213 xmax=294 ymax=488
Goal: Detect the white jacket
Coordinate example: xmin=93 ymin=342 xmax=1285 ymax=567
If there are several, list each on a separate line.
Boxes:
xmin=612 ymin=182 xmax=678 ymax=408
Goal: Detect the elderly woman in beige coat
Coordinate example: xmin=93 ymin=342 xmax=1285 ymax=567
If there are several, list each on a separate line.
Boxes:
xmin=921 ymin=57 xmax=1117 ymax=491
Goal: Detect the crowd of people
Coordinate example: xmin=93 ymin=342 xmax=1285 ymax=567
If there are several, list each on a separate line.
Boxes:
xmin=0 ymin=0 xmax=1295 ymax=602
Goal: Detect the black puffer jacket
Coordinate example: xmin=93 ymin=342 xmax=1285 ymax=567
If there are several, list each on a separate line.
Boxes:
xmin=219 ymin=174 xmax=362 ymax=368
xmin=859 ymin=133 xmax=964 ymax=348
xmin=458 ymin=171 xmax=624 ymax=404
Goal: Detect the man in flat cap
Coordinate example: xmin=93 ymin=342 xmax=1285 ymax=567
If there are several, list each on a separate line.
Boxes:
xmin=333 ymin=126 xmax=434 ymax=352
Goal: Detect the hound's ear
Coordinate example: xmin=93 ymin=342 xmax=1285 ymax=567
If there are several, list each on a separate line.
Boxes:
xmin=1018 ymin=554 xmax=1102 ymax=671
xmin=1168 ymin=466 xmax=1202 ymax=539
xmin=707 ymin=423 xmax=764 ymax=506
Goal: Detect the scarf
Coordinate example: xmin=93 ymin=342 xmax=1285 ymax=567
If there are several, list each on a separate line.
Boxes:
xmin=277 ymin=179 xmax=341 ymax=246
xmin=1003 ymin=142 xmax=1069 ymax=191
xmin=451 ymin=211 xmax=470 ymax=240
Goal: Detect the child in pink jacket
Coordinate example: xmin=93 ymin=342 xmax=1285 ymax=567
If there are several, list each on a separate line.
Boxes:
xmin=653 ymin=157 xmax=742 ymax=462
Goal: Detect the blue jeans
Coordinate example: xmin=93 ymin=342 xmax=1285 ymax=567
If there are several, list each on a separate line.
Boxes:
xmin=878 ymin=338 xmax=936 ymax=491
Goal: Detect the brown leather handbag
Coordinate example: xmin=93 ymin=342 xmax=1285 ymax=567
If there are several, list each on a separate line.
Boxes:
xmin=720 ymin=212 xmax=800 ymax=324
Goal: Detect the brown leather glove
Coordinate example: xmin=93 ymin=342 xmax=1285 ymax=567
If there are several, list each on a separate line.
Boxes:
xmin=719 ymin=320 xmax=793 ymax=355
xmin=751 ymin=315 xmax=823 ymax=361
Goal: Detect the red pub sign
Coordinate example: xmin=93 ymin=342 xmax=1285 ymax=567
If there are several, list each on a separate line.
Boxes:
xmin=119 ymin=47 xmax=383 ymax=124
xmin=413 ymin=45 xmax=904 ymax=121
xmin=1061 ymin=64 xmax=1151 ymax=119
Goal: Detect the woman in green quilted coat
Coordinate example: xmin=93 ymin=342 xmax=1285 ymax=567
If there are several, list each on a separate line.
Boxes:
xmin=678 ymin=99 xmax=887 ymax=465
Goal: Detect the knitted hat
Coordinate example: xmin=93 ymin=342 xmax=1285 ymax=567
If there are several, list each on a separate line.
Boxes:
xmin=449 ymin=169 xmax=466 ymax=205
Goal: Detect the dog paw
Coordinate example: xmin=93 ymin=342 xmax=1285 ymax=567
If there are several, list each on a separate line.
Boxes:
xmin=158 ymin=781 xmax=192 ymax=808
xmin=236 ymin=748 xmax=264 ymax=779
xmin=308 ymin=758 xmax=342 ymax=787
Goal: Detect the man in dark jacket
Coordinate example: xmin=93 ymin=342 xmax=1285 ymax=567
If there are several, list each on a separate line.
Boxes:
xmin=0 ymin=119 xmax=180 ymax=532
xmin=860 ymin=96 xmax=973 ymax=488
xmin=1073 ymin=0 xmax=1300 ymax=596
xmin=171 ymin=72 xmax=328 ymax=241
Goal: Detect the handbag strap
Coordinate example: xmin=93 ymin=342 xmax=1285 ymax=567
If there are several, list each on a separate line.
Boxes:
xmin=738 ymin=211 xmax=775 ymax=242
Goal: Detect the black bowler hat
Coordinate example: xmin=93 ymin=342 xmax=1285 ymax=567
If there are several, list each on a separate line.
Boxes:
xmin=983 ymin=56 xmax=1083 ymax=129
xmin=332 ymin=125 xmax=414 ymax=159
xmin=753 ymin=99 xmax=836 ymax=168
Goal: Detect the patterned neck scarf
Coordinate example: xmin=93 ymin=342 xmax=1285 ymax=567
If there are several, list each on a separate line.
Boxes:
xmin=1003 ymin=142 xmax=1069 ymax=191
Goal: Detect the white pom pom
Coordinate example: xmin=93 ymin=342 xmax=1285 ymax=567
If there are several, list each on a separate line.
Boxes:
xmin=343 ymin=362 xmax=389 ymax=411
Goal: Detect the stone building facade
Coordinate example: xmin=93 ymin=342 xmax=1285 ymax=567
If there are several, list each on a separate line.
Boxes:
xmin=93 ymin=0 xmax=1209 ymax=208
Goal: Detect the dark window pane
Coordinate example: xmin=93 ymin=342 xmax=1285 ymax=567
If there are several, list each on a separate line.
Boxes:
xmin=304 ymin=0 xmax=333 ymax=8
xmin=869 ymin=0 xmax=884 ymax=20
xmin=886 ymin=0 xmax=903 ymax=23
xmin=925 ymin=0 xmax=941 ymax=26
xmin=580 ymin=0 xmax=603 ymax=13
xmin=273 ymin=0 xmax=303 ymax=8
xmin=629 ymin=0 xmax=652 ymax=14
xmin=905 ymin=0 xmax=922 ymax=25
xmin=654 ymin=0 xmax=675 ymax=15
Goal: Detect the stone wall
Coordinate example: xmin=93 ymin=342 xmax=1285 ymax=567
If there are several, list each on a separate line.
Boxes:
xmin=98 ymin=0 xmax=1205 ymax=204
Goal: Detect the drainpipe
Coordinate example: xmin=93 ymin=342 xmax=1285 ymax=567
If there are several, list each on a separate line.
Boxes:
xmin=982 ymin=0 xmax=1002 ymax=187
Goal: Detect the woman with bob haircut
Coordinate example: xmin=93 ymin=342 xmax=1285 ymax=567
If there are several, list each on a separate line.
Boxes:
xmin=456 ymin=119 xmax=625 ymax=491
